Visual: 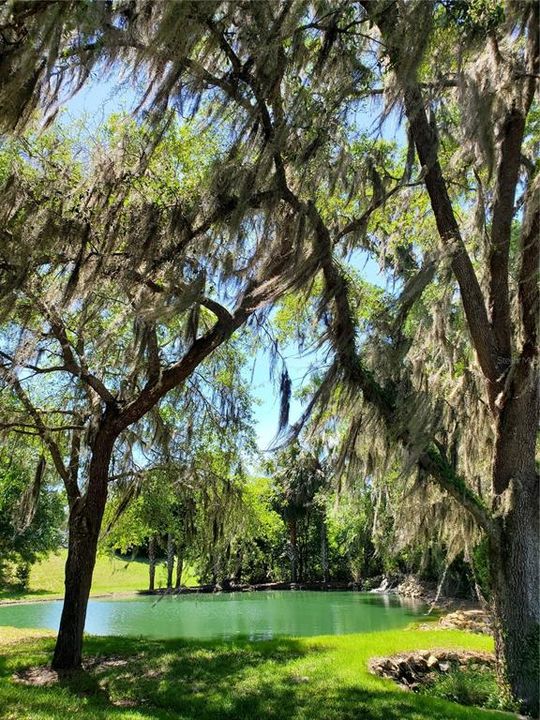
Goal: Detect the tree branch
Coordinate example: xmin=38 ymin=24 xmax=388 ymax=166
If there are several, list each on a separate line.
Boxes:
xmin=0 ymin=365 xmax=81 ymax=504
xmin=303 ymin=196 xmax=492 ymax=532
xmin=362 ymin=1 xmax=500 ymax=405
xmin=518 ymin=175 xmax=540 ymax=356
xmin=488 ymin=107 xmax=527 ymax=360
xmin=200 ymin=298 xmax=233 ymax=324
xmin=336 ymin=181 xmax=423 ymax=242
xmin=33 ymin=297 xmax=118 ymax=406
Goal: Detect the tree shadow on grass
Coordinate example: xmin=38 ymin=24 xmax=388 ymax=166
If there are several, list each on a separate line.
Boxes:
xmin=0 ymin=587 xmax=57 ymax=601
xmin=0 ymin=635 xmax=504 ymax=720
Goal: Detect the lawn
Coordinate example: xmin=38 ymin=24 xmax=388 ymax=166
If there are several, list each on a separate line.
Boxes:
xmin=0 ymin=551 xmax=197 ymax=602
xmin=0 ymin=626 xmax=513 ymax=720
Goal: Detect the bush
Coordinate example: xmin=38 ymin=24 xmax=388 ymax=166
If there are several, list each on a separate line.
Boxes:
xmin=420 ymin=666 xmax=518 ymax=712
xmin=15 ymin=562 xmax=30 ymax=590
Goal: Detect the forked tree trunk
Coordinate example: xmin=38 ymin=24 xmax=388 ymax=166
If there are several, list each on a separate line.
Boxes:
xmin=148 ymin=535 xmax=157 ymax=592
xmin=489 ymin=382 xmax=539 ymax=716
xmin=51 ymin=438 xmax=113 ymax=670
xmin=166 ymin=533 xmax=174 ymax=590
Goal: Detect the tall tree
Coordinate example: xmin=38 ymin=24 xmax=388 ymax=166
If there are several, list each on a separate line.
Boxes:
xmin=357 ymin=2 xmax=538 ymax=711
xmin=0 ymin=114 xmax=309 ymax=668
xmin=271 ymin=444 xmax=325 ymax=583
xmin=0 ymin=1 xmax=537 ymax=710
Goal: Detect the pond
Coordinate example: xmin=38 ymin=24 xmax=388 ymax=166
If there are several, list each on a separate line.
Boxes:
xmin=0 ymin=591 xmax=426 ymax=640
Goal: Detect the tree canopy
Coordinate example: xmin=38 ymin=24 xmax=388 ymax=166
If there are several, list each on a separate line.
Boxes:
xmin=0 ymin=0 xmax=537 ymax=712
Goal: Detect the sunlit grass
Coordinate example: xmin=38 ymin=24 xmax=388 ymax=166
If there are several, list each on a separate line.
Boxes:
xmin=0 ymin=550 xmax=197 ymax=602
xmin=0 ymin=625 xmax=516 ymax=720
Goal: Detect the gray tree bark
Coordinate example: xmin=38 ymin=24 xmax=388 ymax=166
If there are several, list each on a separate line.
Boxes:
xmin=148 ymin=535 xmax=157 ymax=592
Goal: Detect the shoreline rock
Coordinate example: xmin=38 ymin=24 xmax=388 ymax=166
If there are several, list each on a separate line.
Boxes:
xmin=369 ymin=649 xmax=495 ymax=691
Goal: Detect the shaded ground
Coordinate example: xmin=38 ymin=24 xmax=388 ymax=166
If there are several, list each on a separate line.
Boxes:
xmin=0 ymin=625 xmax=517 ymax=720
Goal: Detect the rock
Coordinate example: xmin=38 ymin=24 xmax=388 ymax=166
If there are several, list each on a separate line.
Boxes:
xmin=438 ymin=609 xmax=492 ymax=635
xmin=395 ymin=575 xmax=438 ymax=602
xmin=370 ymin=577 xmax=389 ymax=593
xmin=370 ymin=649 xmax=495 ymax=693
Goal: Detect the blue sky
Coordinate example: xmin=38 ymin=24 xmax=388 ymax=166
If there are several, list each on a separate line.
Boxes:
xmin=63 ymin=74 xmax=402 ymax=453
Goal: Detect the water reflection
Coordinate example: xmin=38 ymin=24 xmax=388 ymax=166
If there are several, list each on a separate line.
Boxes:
xmin=0 ymin=591 xmax=426 ymax=640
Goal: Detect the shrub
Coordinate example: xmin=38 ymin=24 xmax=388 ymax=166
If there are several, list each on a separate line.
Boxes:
xmin=420 ymin=666 xmax=518 ymax=712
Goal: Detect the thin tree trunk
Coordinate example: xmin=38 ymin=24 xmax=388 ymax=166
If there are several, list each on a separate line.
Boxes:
xmin=234 ymin=549 xmax=243 ymax=583
xmin=166 ymin=533 xmax=174 ymax=590
xmin=298 ymin=530 xmax=305 ymax=583
xmin=51 ymin=437 xmax=113 ymax=670
xmin=148 ymin=535 xmax=157 ymax=592
xmin=175 ymin=549 xmax=183 ymax=590
xmin=320 ymin=516 xmax=329 ymax=584
xmin=288 ymin=519 xmax=298 ymax=583
xmin=490 ymin=384 xmax=539 ymax=715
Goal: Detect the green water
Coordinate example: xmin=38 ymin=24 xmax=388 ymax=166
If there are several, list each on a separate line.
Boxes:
xmin=0 ymin=591 xmax=425 ymax=640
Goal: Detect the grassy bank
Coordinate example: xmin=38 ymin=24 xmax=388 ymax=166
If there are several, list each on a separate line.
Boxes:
xmin=0 ymin=551 xmax=197 ymax=602
xmin=0 ymin=626 xmax=513 ymax=720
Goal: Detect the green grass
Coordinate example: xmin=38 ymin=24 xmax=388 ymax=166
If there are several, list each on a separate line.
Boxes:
xmin=419 ymin=666 xmax=513 ymax=712
xmin=0 ymin=626 xmax=516 ymax=720
xmin=0 ymin=551 xmax=197 ymax=602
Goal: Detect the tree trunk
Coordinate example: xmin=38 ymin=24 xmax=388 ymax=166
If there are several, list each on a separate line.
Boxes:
xmin=148 ymin=535 xmax=157 ymax=592
xmin=288 ymin=519 xmax=298 ymax=583
xmin=51 ymin=437 xmax=113 ymax=670
xmin=166 ymin=533 xmax=174 ymax=590
xmin=234 ymin=548 xmax=243 ymax=583
xmin=489 ymin=382 xmax=539 ymax=715
xmin=175 ymin=549 xmax=183 ymax=590
xmin=320 ymin=517 xmax=329 ymax=584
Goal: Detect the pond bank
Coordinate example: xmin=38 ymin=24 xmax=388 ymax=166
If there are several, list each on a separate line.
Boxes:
xmin=0 ymin=573 xmax=483 ymax=615
xmin=141 ymin=580 xmax=354 ymax=595
xmin=142 ymin=574 xmax=482 ymax=614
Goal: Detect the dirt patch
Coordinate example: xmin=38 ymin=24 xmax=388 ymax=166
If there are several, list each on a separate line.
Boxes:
xmin=13 ymin=655 xmax=133 ymax=687
xmin=83 ymin=655 xmax=132 ymax=671
xmin=111 ymin=698 xmax=139 ymax=707
xmin=13 ymin=666 xmax=62 ymax=686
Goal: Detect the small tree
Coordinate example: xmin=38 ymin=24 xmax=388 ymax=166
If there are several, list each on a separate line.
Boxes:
xmin=0 ymin=445 xmax=64 ymax=589
xmin=270 ymin=444 xmax=325 ymax=583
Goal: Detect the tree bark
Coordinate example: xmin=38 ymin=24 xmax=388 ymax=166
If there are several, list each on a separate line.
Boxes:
xmin=320 ymin=516 xmax=329 ymax=584
xmin=166 ymin=533 xmax=174 ymax=590
xmin=489 ymin=381 xmax=539 ymax=715
xmin=175 ymin=549 xmax=183 ymax=590
xmin=148 ymin=535 xmax=157 ymax=592
xmin=288 ymin=519 xmax=298 ymax=583
xmin=51 ymin=436 xmax=113 ymax=670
